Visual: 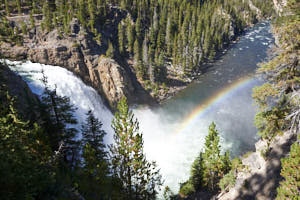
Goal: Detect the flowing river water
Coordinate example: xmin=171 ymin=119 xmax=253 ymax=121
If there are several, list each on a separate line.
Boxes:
xmin=8 ymin=21 xmax=274 ymax=194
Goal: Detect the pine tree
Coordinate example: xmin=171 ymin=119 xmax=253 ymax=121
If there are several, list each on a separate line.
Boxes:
xmin=20 ymin=21 xmax=27 ymax=35
xmin=118 ymin=22 xmax=125 ymax=54
xmin=0 ymin=65 xmax=54 ymax=199
xmin=109 ymin=96 xmax=162 ymax=200
xmin=40 ymin=71 xmax=79 ymax=166
xmin=126 ymin=18 xmax=135 ymax=54
xmin=4 ymin=0 xmax=9 ymax=16
xmin=276 ymin=140 xmax=300 ymax=199
xmin=133 ymin=38 xmax=141 ymax=64
xmin=16 ymin=0 xmax=21 ymax=14
xmin=135 ymin=15 xmax=142 ymax=43
xmin=203 ymin=122 xmax=230 ymax=191
xmin=30 ymin=11 xmax=35 ymax=29
xmin=191 ymin=152 xmax=205 ymax=190
xmin=42 ymin=1 xmax=52 ymax=32
xmin=106 ymin=41 xmax=114 ymax=58
xmin=181 ymin=122 xmax=231 ymax=194
xmin=80 ymin=110 xmax=109 ymax=199
xmin=78 ymin=0 xmax=87 ymax=27
xmin=88 ymin=0 xmax=96 ymax=32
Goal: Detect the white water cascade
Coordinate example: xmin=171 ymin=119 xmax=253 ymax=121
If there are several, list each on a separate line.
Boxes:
xmin=6 ymin=60 xmax=114 ymax=143
xmin=6 ymin=21 xmax=274 ymax=196
xmin=7 ymin=59 xmax=259 ymax=195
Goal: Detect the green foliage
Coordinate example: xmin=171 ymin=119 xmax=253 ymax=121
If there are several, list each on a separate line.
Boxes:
xmin=253 ymin=0 xmax=300 ymax=145
xmin=109 ymin=96 xmax=162 ymax=200
xmin=78 ymin=0 xmax=87 ymax=27
xmin=5 ymin=0 xmax=9 ymax=16
xmin=0 ymin=0 xmax=273 ymax=84
xmin=276 ymin=139 xmax=300 ymax=200
xmin=106 ymin=41 xmax=115 ymax=58
xmin=42 ymin=1 xmax=52 ymax=32
xmin=0 ymin=64 xmax=55 ymax=199
xmin=179 ymin=180 xmax=195 ymax=197
xmin=202 ymin=122 xmax=231 ymax=191
xmin=20 ymin=21 xmax=27 ymax=35
xmin=219 ymin=170 xmax=236 ymax=192
xmin=40 ymin=71 xmax=79 ymax=166
xmin=180 ymin=122 xmax=232 ymax=196
xmin=191 ymin=152 xmax=205 ymax=190
xmin=94 ymin=33 xmax=102 ymax=45
xmin=79 ymin=110 xmax=110 ymax=199
xmin=232 ymin=157 xmax=242 ymax=167
xmin=16 ymin=0 xmax=21 ymax=14
xmin=30 ymin=11 xmax=35 ymax=29
xmin=118 ymin=22 xmax=125 ymax=54
xmin=0 ymin=16 xmax=23 ymax=46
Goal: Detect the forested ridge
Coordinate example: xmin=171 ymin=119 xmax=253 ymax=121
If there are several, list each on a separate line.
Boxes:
xmin=0 ymin=0 xmax=273 ymax=94
xmin=1 ymin=0 xmax=299 ymax=199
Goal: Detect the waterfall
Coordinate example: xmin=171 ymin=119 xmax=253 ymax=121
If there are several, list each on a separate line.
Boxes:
xmin=6 ymin=60 xmax=114 ymax=143
xmin=6 ymin=21 xmax=274 ymax=195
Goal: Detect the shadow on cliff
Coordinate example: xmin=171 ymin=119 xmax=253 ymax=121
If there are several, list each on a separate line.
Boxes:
xmin=235 ymin=133 xmax=296 ymax=200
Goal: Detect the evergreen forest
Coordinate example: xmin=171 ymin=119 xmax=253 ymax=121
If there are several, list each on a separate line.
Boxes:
xmin=0 ymin=0 xmax=299 ymax=199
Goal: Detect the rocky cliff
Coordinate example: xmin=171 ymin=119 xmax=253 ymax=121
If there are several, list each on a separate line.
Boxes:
xmin=218 ymin=131 xmax=296 ymax=200
xmin=217 ymin=1 xmax=299 ymax=199
xmin=0 ymin=1 xmax=271 ymax=110
xmin=0 ymin=62 xmax=40 ymax=121
xmin=0 ymin=15 xmax=154 ymax=110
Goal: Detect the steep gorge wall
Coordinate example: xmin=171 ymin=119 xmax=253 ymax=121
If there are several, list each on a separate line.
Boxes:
xmin=0 ymin=63 xmax=40 ymax=121
xmin=0 ymin=17 xmax=153 ymax=110
xmin=0 ymin=2 xmax=270 ymax=110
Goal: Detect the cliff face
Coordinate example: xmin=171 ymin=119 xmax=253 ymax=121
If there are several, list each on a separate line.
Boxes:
xmin=0 ymin=16 xmax=153 ymax=110
xmin=218 ymin=131 xmax=296 ymax=200
xmin=218 ymin=1 xmax=299 ymax=199
xmin=0 ymin=1 xmax=269 ymax=110
xmin=0 ymin=63 xmax=40 ymax=121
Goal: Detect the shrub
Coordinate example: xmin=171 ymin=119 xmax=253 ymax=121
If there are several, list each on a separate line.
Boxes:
xmin=179 ymin=180 xmax=195 ymax=197
xmin=219 ymin=170 xmax=236 ymax=192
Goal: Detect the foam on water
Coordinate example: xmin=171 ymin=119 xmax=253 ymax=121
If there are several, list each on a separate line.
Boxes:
xmin=4 ymin=21 xmax=274 ymax=196
xmin=6 ymin=60 xmax=114 ymax=143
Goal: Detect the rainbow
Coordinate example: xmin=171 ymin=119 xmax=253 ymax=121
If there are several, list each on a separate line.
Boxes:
xmin=176 ymin=76 xmax=256 ymax=134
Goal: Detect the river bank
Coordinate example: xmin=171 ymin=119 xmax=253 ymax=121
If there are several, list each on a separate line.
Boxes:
xmin=7 ymin=20 xmax=275 ymax=195
xmin=155 ymin=20 xmax=273 ymax=104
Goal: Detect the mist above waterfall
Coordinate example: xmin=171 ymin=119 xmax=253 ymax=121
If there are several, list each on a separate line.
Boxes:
xmin=134 ymin=78 xmax=260 ymax=193
xmin=6 ymin=21 xmax=274 ymax=195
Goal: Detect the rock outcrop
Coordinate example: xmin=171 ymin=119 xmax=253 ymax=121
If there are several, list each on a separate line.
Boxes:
xmin=0 ymin=63 xmax=40 ymax=121
xmin=0 ymin=16 xmax=153 ymax=110
xmin=218 ymin=131 xmax=296 ymax=200
xmin=91 ymin=57 xmax=135 ymax=109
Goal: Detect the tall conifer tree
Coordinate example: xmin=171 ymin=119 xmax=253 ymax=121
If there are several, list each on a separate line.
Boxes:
xmin=109 ymin=96 xmax=162 ymax=200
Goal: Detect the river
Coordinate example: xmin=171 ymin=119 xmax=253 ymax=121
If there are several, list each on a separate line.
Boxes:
xmin=134 ymin=21 xmax=274 ymax=192
xmin=7 ymin=21 xmax=274 ymax=194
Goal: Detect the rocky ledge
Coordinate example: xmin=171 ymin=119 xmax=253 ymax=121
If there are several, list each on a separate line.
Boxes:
xmin=0 ymin=16 xmax=155 ymax=110
xmin=218 ymin=130 xmax=296 ymax=200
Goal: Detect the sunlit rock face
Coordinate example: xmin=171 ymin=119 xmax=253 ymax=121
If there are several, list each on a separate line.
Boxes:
xmin=0 ymin=19 xmax=148 ymax=110
xmin=91 ymin=57 xmax=135 ymax=109
xmin=9 ymin=21 xmax=274 ymax=195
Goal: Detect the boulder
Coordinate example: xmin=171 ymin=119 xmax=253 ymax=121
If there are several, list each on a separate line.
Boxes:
xmin=93 ymin=57 xmax=135 ymax=109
